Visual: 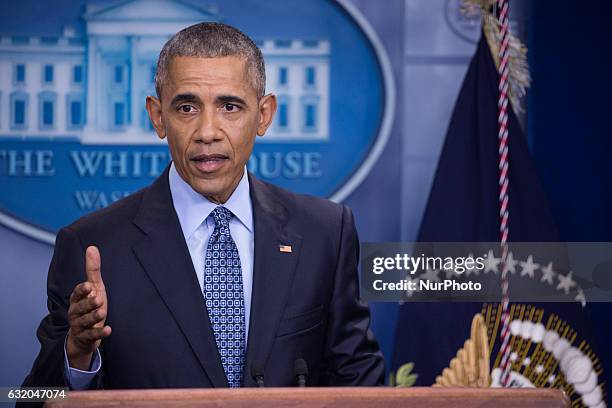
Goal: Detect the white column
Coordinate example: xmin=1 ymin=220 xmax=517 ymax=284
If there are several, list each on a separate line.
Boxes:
xmin=96 ymin=42 xmax=105 ymax=132
xmin=129 ymin=35 xmax=140 ymax=133
xmin=28 ymin=62 xmax=38 ymax=134
xmin=85 ymin=35 xmax=97 ymax=133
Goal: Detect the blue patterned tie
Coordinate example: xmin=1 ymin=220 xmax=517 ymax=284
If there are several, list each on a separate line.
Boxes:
xmin=203 ymin=206 xmax=246 ymax=387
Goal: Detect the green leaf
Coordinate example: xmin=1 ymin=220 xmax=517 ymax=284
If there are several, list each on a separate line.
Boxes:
xmin=394 ymin=362 xmax=419 ymax=387
xmin=388 ymin=371 xmax=396 ymax=386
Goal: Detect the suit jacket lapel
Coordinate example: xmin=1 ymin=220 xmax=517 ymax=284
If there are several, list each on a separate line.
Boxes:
xmin=131 ymin=166 xmax=228 ymax=387
xmin=245 ymin=174 xmax=302 ymax=384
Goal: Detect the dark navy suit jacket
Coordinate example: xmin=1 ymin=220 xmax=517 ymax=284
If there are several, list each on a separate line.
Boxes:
xmin=22 ymin=166 xmax=384 ymax=390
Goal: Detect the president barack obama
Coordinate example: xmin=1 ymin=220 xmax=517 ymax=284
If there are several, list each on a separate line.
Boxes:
xmin=23 ymin=22 xmax=384 ymax=390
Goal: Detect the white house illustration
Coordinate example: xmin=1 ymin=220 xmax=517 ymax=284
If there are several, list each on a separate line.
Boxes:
xmin=0 ymin=0 xmax=330 ymax=144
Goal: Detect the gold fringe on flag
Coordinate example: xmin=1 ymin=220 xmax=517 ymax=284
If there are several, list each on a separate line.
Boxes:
xmin=461 ymin=0 xmax=531 ymax=113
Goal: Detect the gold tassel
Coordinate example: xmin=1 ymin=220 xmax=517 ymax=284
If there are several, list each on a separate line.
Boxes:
xmin=462 ymin=0 xmax=531 ymax=113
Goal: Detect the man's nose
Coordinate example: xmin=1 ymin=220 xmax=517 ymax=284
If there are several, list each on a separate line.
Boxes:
xmin=195 ymin=107 xmax=221 ymax=143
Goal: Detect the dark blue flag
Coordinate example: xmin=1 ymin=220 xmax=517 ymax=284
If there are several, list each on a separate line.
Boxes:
xmin=391 ymin=33 xmax=608 ymax=407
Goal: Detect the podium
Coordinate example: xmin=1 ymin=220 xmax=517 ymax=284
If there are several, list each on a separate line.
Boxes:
xmin=46 ymin=387 xmax=569 ymax=407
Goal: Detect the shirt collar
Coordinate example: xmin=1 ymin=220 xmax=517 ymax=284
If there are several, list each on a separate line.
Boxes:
xmin=168 ymin=162 xmax=253 ymax=241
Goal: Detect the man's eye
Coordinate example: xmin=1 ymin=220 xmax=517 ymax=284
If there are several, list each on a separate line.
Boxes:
xmin=178 ymin=105 xmax=196 ymax=113
xmin=222 ymin=103 xmax=239 ymax=112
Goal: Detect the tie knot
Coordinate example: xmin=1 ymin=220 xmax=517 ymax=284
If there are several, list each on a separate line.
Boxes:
xmin=210 ymin=206 xmax=233 ymax=228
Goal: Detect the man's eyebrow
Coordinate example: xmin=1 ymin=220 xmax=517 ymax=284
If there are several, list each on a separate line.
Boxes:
xmin=170 ymin=93 xmax=198 ymax=105
xmin=216 ymin=95 xmax=247 ymax=106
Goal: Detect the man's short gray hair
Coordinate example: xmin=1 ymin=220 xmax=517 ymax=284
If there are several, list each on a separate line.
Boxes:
xmin=155 ymin=22 xmax=265 ymax=99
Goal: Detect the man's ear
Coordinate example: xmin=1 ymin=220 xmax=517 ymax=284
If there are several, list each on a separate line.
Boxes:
xmin=146 ymin=95 xmax=165 ymax=139
xmin=256 ymin=93 xmax=277 ymax=137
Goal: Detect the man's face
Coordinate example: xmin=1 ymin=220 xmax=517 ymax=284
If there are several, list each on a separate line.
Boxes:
xmin=147 ymin=56 xmax=276 ymax=203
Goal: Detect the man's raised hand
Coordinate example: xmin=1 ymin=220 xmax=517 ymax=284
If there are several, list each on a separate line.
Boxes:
xmin=66 ymin=246 xmax=111 ymax=371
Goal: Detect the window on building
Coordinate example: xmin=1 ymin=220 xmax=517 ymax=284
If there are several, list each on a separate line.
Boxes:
xmin=67 ymin=93 xmax=85 ymax=129
xmin=41 ymin=36 xmax=58 ymax=45
xmin=301 ymin=96 xmax=319 ymax=131
xmin=305 ymin=104 xmax=316 ymax=128
xmin=279 ymin=67 xmax=288 ymax=86
xmin=71 ymin=101 xmax=82 ymax=127
xmin=43 ymin=65 xmax=54 ymax=83
xmin=38 ymin=92 xmax=56 ymax=129
xmin=73 ymin=65 xmax=83 ymax=84
xmin=114 ymin=102 xmax=125 ymax=126
xmin=11 ymin=36 xmax=29 ymax=45
xmin=305 ymin=67 xmax=316 ymax=86
xmin=15 ymin=64 xmax=26 ymax=84
xmin=11 ymin=92 xmax=28 ymax=129
xmin=114 ymin=65 xmax=123 ymax=84
xmin=274 ymin=40 xmax=292 ymax=48
xmin=15 ymin=100 xmax=26 ymax=125
xmin=42 ymin=101 xmax=54 ymax=125
xmin=279 ymin=102 xmax=288 ymax=128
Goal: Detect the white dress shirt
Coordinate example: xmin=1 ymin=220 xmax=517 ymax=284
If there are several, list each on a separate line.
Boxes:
xmin=64 ymin=163 xmax=255 ymax=389
xmin=169 ymin=162 xmax=254 ymax=339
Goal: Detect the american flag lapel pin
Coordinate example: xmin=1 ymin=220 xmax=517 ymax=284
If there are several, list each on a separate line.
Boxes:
xmin=279 ymin=244 xmax=292 ymax=253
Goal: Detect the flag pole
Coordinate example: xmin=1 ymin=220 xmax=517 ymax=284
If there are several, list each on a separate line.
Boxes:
xmin=496 ymin=0 xmax=512 ymax=388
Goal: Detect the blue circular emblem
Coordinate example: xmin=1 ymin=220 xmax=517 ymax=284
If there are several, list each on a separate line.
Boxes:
xmin=0 ymin=0 xmax=394 ymax=243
